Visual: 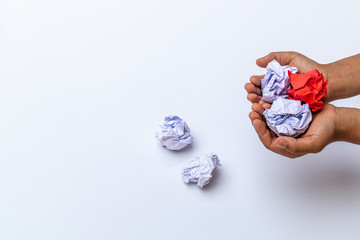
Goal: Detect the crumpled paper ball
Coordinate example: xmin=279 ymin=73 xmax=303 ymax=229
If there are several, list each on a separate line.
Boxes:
xmin=263 ymin=98 xmax=312 ymax=137
xmin=155 ymin=115 xmax=193 ymax=150
xmin=181 ymin=153 xmax=221 ymax=188
xmin=287 ymin=69 xmax=328 ymax=112
xmin=261 ymin=59 xmax=298 ymax=103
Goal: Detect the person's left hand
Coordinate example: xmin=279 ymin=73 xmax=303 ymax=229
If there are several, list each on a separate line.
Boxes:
xmin=249 ymin=101 xmax=339 ymax=158
xmin=244 ymin=52 xmax=332 ymax=104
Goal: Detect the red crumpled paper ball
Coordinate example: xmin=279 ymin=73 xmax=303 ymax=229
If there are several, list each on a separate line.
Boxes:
xmin=286 ymin=69 xmax=328 ymax=112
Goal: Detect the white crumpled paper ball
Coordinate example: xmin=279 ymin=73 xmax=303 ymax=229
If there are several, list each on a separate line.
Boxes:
xmin=155 ymin=115 xmax=193 ymax=150
xmin=263 ymin=98 xmax=312 ymax=137
xmin=261 ymin=59 xmax=298 ymax=103
xmin=181 ymin=153 xmax=221 ymax=188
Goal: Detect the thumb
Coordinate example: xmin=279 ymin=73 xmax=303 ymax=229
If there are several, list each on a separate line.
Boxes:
xmin=256 ymin=51 xmax=299 ymax=68
xmin=275 ymin=136 xmax=321 ymax=154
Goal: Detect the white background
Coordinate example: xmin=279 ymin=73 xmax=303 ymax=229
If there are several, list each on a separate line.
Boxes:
xmin=1 ymin=0 xmax=360 ymax=239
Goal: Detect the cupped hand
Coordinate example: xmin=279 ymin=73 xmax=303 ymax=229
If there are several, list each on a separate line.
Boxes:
xmin=244 ymin=52 xmax=332 ymax=104
xmin=249 ymin=101 xmax=338 ymax=158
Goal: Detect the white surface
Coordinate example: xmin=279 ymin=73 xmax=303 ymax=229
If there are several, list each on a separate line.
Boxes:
xmin=1 ymin=0 xmax=360 ymax=239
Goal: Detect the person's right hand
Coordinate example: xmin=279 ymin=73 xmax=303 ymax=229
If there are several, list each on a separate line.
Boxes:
xmin=249 ymin=101 xmax=339 ymax=158
xmin=244 ymin=51 xmax=333 ymax=104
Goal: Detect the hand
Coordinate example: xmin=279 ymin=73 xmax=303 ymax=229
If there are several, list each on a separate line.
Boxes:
xmin=249 ymin=101 xmax=338 ymax=158
xmin=244 ymin=52 xmax=333 ymax=104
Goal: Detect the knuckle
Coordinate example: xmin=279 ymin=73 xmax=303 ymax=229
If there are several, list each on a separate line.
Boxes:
xmin=249 ymin=112 xmax=254 ymax=119
xmin=251 ymin=103 xmax=257 ymax=111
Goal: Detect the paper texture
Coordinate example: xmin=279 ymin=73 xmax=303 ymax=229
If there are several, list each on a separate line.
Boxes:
xmin=287 ymin=69 xmax=328 ymax=112
xmin=155 ymin=115 xmax=193 ymax=150
xmin=261 ymin=59 xmax=298 ymax=103
xmin=182 ymin=153 xmax=221 ymax=188
xmin=263 ymin=98 xmax=312 ymax=137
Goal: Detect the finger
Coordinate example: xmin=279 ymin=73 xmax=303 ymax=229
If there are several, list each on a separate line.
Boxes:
xmin=251 ymin=103 xmax=266 ymax=115
xmin=249 ymin=110 xmax=267 ymax=128
xmin=261 ymin=101 xmax=271 ymax=109
xmin=275 ymin=136 xmax=321 ymax=154
xmin=244 ymin=83 xmax=262 ymax=95
xmin=249 ymin=110 xmax=262 ymax=122
xmin=251 ymin=111 xmax=302 ymax=158
xmin=258 ymin=100 xmax=266 ymax=105
xmin=251 ymin=103 xmax=268 ymax=123
xmin=247 ymin=93 xmax=262 ymax=103
xmin=252 ymin=119 xmax=273 ymax=149
xmin=256 ymin=51 xmax=298 ymax=68
xmin=251 ymin=103 xmax=266 ymax=122
xmin=258 ymin=101 xmax=271 ymax=110
xmin=250 ymin=75 xmax=263 ymax=87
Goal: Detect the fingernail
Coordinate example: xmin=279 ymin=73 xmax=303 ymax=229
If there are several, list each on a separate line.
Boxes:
xmin=276 ymin=140 xmax=287 ymax=149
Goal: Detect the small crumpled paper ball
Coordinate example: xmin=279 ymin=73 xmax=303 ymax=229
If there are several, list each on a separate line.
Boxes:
xmin=155 ymin=115 xmax=193 ymax=150
xmin=181 ymin=153 xmax=221 ymax=188
xmin=261 ymin=59 xmax=298 ymax=103
xmin=287 ymin=69 xmax=328 ymax=112
xmin=263 ymin=98 xmax=312 ymax=137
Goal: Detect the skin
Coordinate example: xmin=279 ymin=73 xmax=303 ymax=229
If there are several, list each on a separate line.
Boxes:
xmin=245 ymin=51 xmax=360 ymax=158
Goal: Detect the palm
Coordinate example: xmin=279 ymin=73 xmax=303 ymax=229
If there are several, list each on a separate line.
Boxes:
xmin=249 ymin=103 xmax=337 ymax=158
xmin=299 ymin=104 xmax=336 ymax=144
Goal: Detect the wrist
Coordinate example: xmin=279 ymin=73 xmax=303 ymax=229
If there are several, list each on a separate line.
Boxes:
xmin=319 ymin=63 xmax=335 ymax=102
xmin=321 ymin=54 xmax=360 ymax=102
xmin=334 ymin=107 xmax=360 ymax=144
xmin=334 ymin=107 xmax=347 ymax=141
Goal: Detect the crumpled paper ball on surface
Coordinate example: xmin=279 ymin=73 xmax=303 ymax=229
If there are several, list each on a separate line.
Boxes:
xmin=155 ymin=115 xmax=193 ymax=150
xmin=263 ymin=98 xmax=312 ymax=137
xmin=261 ymin=59 xmax=298 ymax=103
xmin=287 ymin=69 xmax=328 ymax=112
xmin=181 ymin=153 xmax=221 ymax=188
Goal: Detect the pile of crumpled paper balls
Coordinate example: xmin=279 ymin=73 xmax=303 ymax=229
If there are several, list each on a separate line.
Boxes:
xmin=154 ymin=60 xmax=328 ymax=188
xmin=261 ymin=60 xmax=328 ymax=137
xmin=155 ymin=116 xmax=221 ymax=188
